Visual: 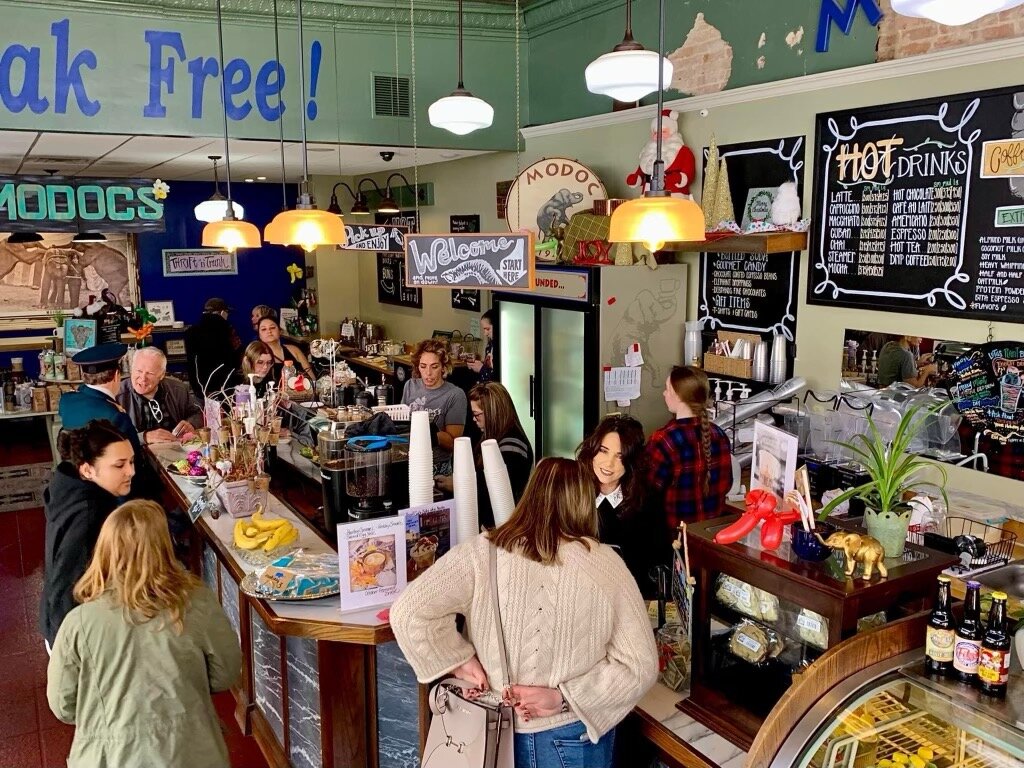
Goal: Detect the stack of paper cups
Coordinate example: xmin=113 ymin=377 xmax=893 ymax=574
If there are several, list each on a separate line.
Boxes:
xmin=408 ymin=410 xmax=434 ymax=507
xmin=452 ymin=437 xmax=480 ymax=543
xmin=481 ymin=439 xmax=516 ymax=527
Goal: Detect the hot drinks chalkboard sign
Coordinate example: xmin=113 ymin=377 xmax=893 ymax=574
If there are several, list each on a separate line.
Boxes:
xmin=404 ymin=233 xmax=534 ymax=290
xmin=947 ymin=342 xmax=1024 ymax=443
xmin=808 ymin=85 xmax=1024 ymax=321
xmin=699 ymin=136 xmax=804 ymax=340
xmin=376 ymin=211 xmax=421 ymax=308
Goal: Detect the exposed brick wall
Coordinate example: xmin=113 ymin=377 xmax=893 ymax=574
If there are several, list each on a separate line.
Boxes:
xmin=876 ymin=0 xmax=1024 ymax=61
xmin=669 ymin=12 xmax=734 ymax=96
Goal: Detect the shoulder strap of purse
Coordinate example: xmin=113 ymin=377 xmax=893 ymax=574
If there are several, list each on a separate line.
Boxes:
xmin=488 ymin=541 xmax=511 ymax=691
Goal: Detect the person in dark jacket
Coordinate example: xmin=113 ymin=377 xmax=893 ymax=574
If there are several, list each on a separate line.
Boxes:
xmin=577 ymin=415 xmax=652 ymax=596
xmin=117 ymin=347 xmax=203 ymax=445
xmin=185 ymin=297 xmax=242 ymax=399
xmin=436 ymin=382 xmax=534 ymax=528
xmin=40 ymin=420 xmax=136 ymax=649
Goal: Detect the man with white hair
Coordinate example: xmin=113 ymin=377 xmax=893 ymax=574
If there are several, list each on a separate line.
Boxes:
xmin=117 ymin=347 xmax=203 ymax=445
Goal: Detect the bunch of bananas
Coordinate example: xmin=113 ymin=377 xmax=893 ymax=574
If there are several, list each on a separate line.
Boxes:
xmin=233 ymin=509 xmax=299 ymax=552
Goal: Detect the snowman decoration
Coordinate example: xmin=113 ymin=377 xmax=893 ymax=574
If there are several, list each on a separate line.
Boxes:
xmin=626 ymin=109 xmax=696 ymax=198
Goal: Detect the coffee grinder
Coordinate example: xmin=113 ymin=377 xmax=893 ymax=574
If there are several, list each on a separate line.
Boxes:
xmin=345 ymin=436 xmax=394 ymax=520
xmin=319 ymin=425 xmax=348 ymax=531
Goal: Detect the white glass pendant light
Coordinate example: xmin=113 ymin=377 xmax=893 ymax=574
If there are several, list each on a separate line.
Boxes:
xmin=585 ymin=0 xmax=672 ymax=102
xmin=194 ymin=156 xmax=244 ymax=223
xmin=891 ymin=0 xmax=1024 ymax=25
xmin=428 ymin=0 xmax=493 ymax=135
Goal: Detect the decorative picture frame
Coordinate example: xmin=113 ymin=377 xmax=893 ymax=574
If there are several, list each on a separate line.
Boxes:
xmin=145 ymin=300 xmax=175 ymax=326
xmin=165 ymin=339 xmax=186 ymax=357
xmin=64 ymin=318 xmax=98 ymax=356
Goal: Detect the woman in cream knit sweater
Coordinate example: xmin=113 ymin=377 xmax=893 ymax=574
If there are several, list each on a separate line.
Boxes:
xmin=391 ymin=458 xmax=658 ymax=768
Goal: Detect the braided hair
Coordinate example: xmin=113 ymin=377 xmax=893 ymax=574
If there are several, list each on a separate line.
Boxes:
xmin=668 ymin=366 xmax=713 ymax=495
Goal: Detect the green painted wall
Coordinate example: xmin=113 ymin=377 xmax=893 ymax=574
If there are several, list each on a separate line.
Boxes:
xmin=525 ymin=0 xmax=882 ymax=126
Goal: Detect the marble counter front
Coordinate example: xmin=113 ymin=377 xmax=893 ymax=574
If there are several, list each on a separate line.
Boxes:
xmin=633 ymin=684 xmax=747 ymax=768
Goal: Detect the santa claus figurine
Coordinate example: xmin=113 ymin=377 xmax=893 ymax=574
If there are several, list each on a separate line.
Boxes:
xmin=626 ymin=109 xmax=696 ymax=198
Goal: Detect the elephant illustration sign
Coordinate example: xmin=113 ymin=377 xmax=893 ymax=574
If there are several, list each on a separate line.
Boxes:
xmin=404 ymin=233 xmax=535 ymax=291
xmin=0 ymin=233 xmax=139 ymax=319
xmin=505 ymin=158 xmax=607 ymax=240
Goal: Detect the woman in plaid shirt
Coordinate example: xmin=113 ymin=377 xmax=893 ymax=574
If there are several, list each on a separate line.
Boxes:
xmin=646 ymin=366 xmax=733 ymax=527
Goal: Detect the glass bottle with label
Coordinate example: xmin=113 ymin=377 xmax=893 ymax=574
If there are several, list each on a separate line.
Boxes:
xmin=953 ymin=580 xmax=983 ymax=684
xmin=281 ymin=360 xmax=297 ymax=392
xmin=979 ymin=590 xmax=1012 ymax=697
xmin=925 ymin=575 xmax=955 ymax=676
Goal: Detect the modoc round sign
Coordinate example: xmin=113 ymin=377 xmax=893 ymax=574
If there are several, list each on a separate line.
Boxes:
xmin=505 ymin=158 xmax=607 ymax=239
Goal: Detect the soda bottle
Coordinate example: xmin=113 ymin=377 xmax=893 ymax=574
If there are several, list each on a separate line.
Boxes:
xmin=925 ymin=575 xmax=955 ymax=676
xmin=953 ymin=580 xmax=983 ymax=684
xmin=979 ymin=591 xmax=1012 ymax=697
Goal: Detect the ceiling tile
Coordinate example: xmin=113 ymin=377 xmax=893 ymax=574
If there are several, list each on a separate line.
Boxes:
xmin=0 ymin=130 xmax=37 ymax=159
xmin=30 ymin=132 xmax=133 ymax=160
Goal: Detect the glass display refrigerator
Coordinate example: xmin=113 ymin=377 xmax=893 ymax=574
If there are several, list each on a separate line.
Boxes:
xmin=494 ymin=263 xmax=688 ymax=458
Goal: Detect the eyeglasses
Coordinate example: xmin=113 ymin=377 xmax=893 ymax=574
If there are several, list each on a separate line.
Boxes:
xmin=471 ymin=410 xmax=484 ymax=422
xmin=147 ymin=398 xmax=164 ymax=425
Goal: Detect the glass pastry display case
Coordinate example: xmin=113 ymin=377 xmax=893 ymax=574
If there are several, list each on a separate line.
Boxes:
xmin=771 ymin=651 xmax=1024 ymax=768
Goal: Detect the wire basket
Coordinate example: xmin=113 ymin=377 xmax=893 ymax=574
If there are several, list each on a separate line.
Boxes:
xmin=908 ymin=516 xmax=1017 ymax=572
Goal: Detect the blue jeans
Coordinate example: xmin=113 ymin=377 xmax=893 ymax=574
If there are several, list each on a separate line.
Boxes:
xmin=514 ymin=720 xmax=615 ymax=768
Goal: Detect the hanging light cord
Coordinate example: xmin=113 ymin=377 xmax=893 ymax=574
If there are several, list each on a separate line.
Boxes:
xmin=651 ymin=0 xmax=665 ymax=197
xmin=297 ymin=0 xmax=311 ymax=199
xmin=273 ymin=0 xmax=287 ymax=209
xmin=410 ymin=0 xmax=419 ymax=224
xmin=215 ymin=0 xmax=237 ymax=218
xmin=623 ymin=0 xmax=634 ymax=44
xmin=514 ymin=0 xmax=521 ymax=223
xmin=457 ymin=0 xmax=464 ymax=89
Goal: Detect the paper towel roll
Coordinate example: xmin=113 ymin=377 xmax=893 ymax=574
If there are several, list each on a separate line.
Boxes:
xmin=452 ymin=437 xmax=480 ymax=543
xmin=481 ymin=439 xmax=516 ymax=527
xmin=408 ymin=411 xmax=434 ymax=507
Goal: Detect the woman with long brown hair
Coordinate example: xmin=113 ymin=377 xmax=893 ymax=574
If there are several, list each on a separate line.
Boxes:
xmin=576 ymin=414 xmax=650 ymax=593
xmin=401 ymin=338 xmax=467 ymax=472
xmin=241 ymin=340 xmax=276 ymax=398
xmin=392 ymin=458 xmax=657 ymax=768
xmin=646 ymin=365 xmax=733 ymax=526
xmin=47 ymin=500 xmax=241 ymax=768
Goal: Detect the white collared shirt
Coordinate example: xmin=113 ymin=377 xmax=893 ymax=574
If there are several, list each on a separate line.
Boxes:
xmin=596 ymin=485 xmax=623 ymax=509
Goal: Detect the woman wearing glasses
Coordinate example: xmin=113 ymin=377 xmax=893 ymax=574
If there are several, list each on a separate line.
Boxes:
xmin=435 ymin=382 xmax=533 ymax=528
xmin=241 ymin=341 xmax=276 ymax=398
xmin=257 ymin=316 xmax=315 ymax=387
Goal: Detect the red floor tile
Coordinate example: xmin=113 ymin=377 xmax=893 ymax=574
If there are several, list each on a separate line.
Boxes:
xmin=38 ymin=725 xmax=75 ymax=768
xmin=0 ymin=733 xmax=42 ymax=768
xmin=0 ymin=694 xmax=38 ymax=739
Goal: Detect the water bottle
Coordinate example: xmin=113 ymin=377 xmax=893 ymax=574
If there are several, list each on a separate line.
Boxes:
xmin=281 ymin=359 xmax=297 ymax=392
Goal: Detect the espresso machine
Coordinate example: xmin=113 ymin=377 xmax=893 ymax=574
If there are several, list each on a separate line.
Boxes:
xmin=344 ymin=436 xmax=395 ymax=521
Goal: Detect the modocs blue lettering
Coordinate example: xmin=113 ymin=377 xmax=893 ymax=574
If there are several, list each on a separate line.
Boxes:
xmin=0 ymin=180 xmax=163 ymax=223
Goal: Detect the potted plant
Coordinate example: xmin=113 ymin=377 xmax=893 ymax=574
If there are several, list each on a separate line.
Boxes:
xmin=818 ymin=405 xmax=948 ymax=558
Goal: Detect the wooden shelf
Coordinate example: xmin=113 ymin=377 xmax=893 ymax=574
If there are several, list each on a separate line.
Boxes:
xmin=663 ymin=231 xmax=807 ymax=254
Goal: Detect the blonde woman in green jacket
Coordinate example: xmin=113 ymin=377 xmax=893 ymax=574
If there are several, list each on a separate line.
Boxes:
xmin=47 ymin=500 xmax=242 ymax=768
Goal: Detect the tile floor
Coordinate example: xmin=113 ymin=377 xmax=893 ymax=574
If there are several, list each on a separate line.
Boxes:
xmin=0 ymin=420 xmax=268 ymax=768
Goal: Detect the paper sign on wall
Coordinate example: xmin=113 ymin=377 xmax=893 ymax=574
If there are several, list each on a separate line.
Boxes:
xmin=625 ymin=343 xmax=644 ymax=367
xmin=604 ymin=366 xmax=642 ymax=402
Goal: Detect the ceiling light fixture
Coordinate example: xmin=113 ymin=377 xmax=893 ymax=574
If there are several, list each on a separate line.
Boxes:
xmin=609 ymin=0 xmax=704 ymax=253
xmin=264 ymin=0 xmax=347 ymax=252
xmin=202 ymin=0 xmax=260 ymax=253
xmin=6 ymin=231 xmax=43 ymax=245
xmin=585 ymin=0 xmax=672 ymax=102
xmin=378 ymin=173 xmax=414 ymax=215
xmin=326 ymin=181 xmax=367 ymax=216
xmin=428 ymin=0 xmax=494 ymax=135
xmin=891 ymin=0 xmax=1024 ymax=25
xmin=195 ymin=155 xmax=245 ymax=222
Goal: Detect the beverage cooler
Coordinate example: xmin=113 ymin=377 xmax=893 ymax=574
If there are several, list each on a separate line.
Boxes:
xmin=494 ymin=263 xmax=688 ymax=458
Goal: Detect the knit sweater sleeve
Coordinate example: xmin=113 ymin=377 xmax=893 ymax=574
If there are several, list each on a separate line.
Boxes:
xmin=389 ymin=541 xmax=479 ymax=684
xmin=558 ymin=553 xmax=659 ymax=741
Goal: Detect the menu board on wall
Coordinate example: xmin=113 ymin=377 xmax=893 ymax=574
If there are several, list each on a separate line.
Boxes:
xmin=376 ymin=211 xmax=421 ymax=308
xmin=808 ymin=85 xmax=1024 ymax=321
xmin=698 ymin=136 xmax=804 ymax=340
xmin=947 ymin=341 xmax=1024 ymax=443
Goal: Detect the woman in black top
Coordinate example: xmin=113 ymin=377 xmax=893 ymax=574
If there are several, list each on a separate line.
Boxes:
xmin=576 ymin=415 xmax=650 ymax=595
xmin=40 ymin=420 xmax=136 ymax=648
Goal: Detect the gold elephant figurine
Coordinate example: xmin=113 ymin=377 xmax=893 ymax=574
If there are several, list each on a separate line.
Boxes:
xmin=816 ymin=531 xmax=888 ymax=581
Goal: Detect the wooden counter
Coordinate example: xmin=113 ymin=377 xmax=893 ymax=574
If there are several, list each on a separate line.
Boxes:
xmin=148 ymin=443 xmax=426 ymax=768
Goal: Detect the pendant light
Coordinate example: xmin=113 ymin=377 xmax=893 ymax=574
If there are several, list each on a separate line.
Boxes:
xmin=891 ymin=0 xmax=1024 ymax=25
xmin=609 ymin=0 xmax=704 ymax=253
xmin=264 ymin=0 xmax=346 ymax=252
xmin=585 ymin=0 xmax=672 ymax=102
xmin=428 ymin=0 xmax=494 ymax=135
xmin=378 ymin=173 xmax=415 ymax=215
xmin=327 ymin=182 xmax=369 ymax=216
xmin=6 ymin=231 xmax=43 ymax=244
xmin=194 ymin=156 xmax=244 ymax=222
xmin=202 ymin=0 xmax=261 ymax=253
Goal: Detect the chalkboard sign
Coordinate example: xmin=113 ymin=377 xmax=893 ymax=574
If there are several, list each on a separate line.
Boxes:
xmin=449 ymin=215 xmax=482 ymax=309
xmin=377 ymin=254 xmax=422 ymax=308
xmin=450 ymin=214 xmax=480 ymax=233
xmin=699 ymin=136 xmax=804 ymax=340
xmin=947 ymin=341 xmax=1024 ymax=442
xmin=341 ymin=223 xmax=406 ymax=253
xmin=404 ymin=233 xmax=534 ymax=290
xmin=808 ymin=85 xmax=1024 ymax=321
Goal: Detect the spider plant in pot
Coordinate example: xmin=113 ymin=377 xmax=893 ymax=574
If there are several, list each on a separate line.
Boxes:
xmin=818 ymin=404 xmax=948 ymax=558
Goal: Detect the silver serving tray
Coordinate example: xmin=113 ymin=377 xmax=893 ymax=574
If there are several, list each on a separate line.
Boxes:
xmin=239 ymin=572 xmax=340 ymax=602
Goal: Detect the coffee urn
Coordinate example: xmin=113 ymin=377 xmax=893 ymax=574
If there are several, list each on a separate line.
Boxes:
xmin=319 ymin=426 xmax=348 ymax=531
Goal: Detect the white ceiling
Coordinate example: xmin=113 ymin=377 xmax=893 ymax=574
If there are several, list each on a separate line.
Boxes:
xmin=0 ymin=130 xmax=485 ymax=181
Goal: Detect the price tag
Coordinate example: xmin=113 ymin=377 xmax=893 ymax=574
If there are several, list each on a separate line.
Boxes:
xmin=736 ymin=633 xmax=762 ymax=654
xmin=797 ymin=613 xmax=823 ymax=633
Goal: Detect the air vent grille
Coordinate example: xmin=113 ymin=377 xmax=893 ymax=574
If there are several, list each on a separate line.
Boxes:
xmin=372 ymin=74 xmax=411 ymax=118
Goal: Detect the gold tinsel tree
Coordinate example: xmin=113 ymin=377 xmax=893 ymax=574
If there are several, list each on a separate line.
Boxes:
xmin=711 ymin=157 xmax=735 ymax=230
xmin=702 ymin=137 xmax=720 ymax=230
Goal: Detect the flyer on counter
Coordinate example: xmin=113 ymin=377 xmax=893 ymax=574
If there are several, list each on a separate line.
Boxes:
xmin=402 ymin=499 xmax=454 ymax=581
xmin=751 ymin=422 xmax=799 ymax=500
xmin=337 ymin=515 xmax=408 ymax=612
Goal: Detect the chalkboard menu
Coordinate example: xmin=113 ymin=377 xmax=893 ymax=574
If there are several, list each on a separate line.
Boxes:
xmin=947 ymin=341 xmax=1024 ymax=442
xmin=699 ymin=136 xmax=804 ymax=340
xmin=404 ymin=233 xmax=534 ymax=290
xmin=808 ymin=85 xmax=1024 ymax=321
xmin=450 ymin=215 xmax=481 ymax=309
xmin=376 ymin=211 xmax=421 ymax=308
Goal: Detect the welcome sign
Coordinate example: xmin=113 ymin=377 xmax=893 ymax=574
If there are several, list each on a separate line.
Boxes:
xmin=404 ymin=233 xmax=534 ymax=291
xmin=0 ymin=175 xmax=165 ymax=232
